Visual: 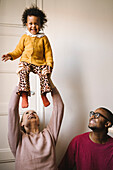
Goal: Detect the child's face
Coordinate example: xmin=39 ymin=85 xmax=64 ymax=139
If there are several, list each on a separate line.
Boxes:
xmin=26 ymin=15 xmax=41 ymax=35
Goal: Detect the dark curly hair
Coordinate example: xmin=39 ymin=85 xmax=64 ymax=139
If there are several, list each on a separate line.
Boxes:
xmin=22 ymin=6 xmax=47 ymax=30
xmin=99 ymin=107 xmax=113 ymax=125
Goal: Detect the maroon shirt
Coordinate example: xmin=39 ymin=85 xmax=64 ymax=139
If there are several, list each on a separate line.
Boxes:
xmin=59 ymin=132 xmax=113 ymax=170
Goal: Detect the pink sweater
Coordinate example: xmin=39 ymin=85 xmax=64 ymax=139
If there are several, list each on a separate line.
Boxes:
xmin=8 ymin=86 xmax=64 ymax=170
xmin=59 ymin=132 xmax=113 ymax=170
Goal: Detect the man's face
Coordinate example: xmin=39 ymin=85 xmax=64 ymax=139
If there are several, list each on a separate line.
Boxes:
xmin=88 ymin=108 xmax=108 ymax=131
xmin=21 ymin=110 xmax=39 ymax=127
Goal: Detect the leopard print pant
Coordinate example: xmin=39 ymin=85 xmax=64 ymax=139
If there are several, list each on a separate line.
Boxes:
xmin=16 ymin=62 xmax=52 ymax=96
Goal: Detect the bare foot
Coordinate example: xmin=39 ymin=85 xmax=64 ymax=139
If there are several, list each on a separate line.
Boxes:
xmin=41 ymin=93 xmax=50 ymax=107
xmin=22 ymin=92 xmax=29 ymax=108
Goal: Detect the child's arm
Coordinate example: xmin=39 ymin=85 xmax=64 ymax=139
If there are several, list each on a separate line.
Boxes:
xmin=8 ymin=35 xmax=25 ymax=60
xmin=2 ymin=54 xmax=12 ymax=62
xmin=44 ymin=36 xmax=54 ymax=69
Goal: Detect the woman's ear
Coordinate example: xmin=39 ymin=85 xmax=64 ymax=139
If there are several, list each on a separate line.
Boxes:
xmin=20 ymin=125 xmax=26 ymax=133
xmin=105 ymin=121 xmax=112 ymax=128
xmin=21 ymin=121 xmax=24 ymax=126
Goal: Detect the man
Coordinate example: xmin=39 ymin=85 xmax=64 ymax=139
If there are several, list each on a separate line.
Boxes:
xmin=8 ymin=80 xmax=64 ymax=170
xmin=59 ymin=107 xmax=113 ymax=170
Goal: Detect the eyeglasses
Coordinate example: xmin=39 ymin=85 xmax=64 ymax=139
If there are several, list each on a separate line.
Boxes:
xmin=89 ymin=111 xmax=109 ymax=121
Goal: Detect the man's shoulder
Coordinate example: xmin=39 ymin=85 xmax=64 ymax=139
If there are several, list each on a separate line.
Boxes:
xmin=74 ymin=132 xmax=89 ymax=139
xmin=71 ymin=132 xmax=89 ymax=143
xmin=108 ymin=135 xmax=113 ymax=143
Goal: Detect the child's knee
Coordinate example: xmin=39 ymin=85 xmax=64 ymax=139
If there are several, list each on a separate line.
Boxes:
xmin=16 ymin=62 xmax=30 ymax=74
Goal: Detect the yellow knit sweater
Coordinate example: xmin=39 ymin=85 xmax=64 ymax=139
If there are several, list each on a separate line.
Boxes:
xmin=8 ymin=34 xmax=54 ymax=68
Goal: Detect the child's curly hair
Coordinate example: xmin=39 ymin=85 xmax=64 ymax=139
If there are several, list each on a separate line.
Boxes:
xmin=22 ymin=6 xmax=47 ymax=30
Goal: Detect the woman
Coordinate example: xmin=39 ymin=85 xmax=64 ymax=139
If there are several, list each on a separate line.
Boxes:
xmin=8 ymin=80 xmax=64 ymax=170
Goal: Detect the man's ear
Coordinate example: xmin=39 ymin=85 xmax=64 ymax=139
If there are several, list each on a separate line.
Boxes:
xmin=105 ymin=121 xmax=112 ymax=128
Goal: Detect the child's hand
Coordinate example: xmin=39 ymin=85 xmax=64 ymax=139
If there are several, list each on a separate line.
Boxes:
xmin=2 ymin=54 xmax=12 ymax=62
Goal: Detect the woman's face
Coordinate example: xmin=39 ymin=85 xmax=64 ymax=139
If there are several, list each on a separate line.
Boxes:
xmin=21 ymin=110 xmax=40 ymax=127
xmin=26 ymin=15 xmax=41 ymax=35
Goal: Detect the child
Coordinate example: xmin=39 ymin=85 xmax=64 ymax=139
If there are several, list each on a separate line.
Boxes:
xmin=2 ymin=6 xmax=54 ymax=108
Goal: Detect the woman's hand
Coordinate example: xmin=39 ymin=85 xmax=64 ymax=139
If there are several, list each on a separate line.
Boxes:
xmin=41 ymin=65 xmax=52 ymax=76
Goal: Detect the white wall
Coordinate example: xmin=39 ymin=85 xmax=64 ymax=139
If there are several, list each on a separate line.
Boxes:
xmin=43 ymin=0 xmax=113 ymax=164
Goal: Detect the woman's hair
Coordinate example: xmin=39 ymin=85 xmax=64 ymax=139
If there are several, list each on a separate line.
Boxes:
xmin=20 ymin=125 xmax=26 ymax=133
xmin=20 ymin=114 xmax=26 ymax=133
xmin=22 ymin=6 xmax=47 ymax=29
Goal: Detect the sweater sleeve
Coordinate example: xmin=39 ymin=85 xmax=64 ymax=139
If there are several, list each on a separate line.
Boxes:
xmin=44 ymin=36 xmax=54 ymax=68
xmin=47 ymin=85 xmax=64 ymax=145
xmin=8 ymin=34 xmax=25 ymax=60
xmin=8 ymin=86 xmax=21 ymax=157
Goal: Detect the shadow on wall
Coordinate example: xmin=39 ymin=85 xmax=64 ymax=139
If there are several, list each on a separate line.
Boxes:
xmin=55 ymin=54 xmax=88 ymax=165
